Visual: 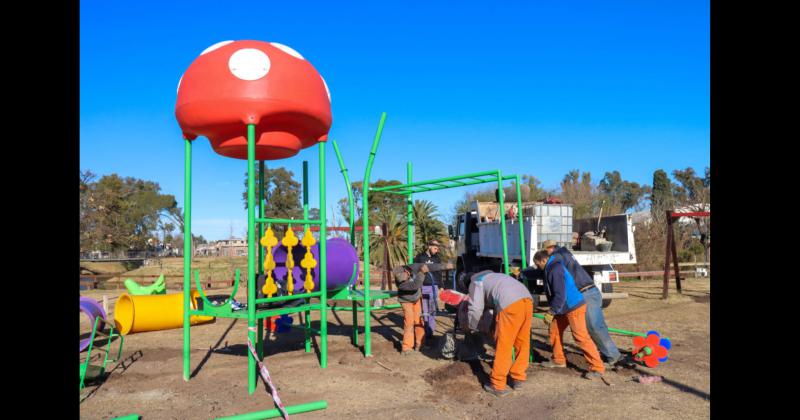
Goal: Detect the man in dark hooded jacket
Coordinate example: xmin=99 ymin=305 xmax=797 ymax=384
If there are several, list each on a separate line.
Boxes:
xmin=542 ymin=240 xmax=621 ymax=366
xmin=393 ymin=262 xmax=452 ymax=354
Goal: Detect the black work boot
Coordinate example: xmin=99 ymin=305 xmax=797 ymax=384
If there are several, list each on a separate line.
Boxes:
xmin=483 ymin=383 xmax=512 ymax=397
xmin=509 ymin=378 xmax=526 ymax=390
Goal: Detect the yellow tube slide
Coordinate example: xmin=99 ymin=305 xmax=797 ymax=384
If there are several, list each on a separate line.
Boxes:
xmin=114 ymin=290 xmax=215 ymax=335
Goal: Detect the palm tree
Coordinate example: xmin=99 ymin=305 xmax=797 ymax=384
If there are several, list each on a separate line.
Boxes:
xmin=413 ymin=200 xmax=451 ymax=261
xmin=367 ymin=207 xmax=409 ymax=288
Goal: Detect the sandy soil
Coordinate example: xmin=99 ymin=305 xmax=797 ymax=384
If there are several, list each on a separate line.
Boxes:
xmin=79 ymin=277 xmax=710 ymax=419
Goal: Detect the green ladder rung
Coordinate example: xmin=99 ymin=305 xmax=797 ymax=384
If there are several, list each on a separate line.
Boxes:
xmin=256 ymin=303 xmax=320 ymax=318
xmin=351 ymin=289 xmax=397 ymax=300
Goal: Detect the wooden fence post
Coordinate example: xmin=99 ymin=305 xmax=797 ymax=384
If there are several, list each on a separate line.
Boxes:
xmin=662 ymin=210 xmax=673 ymax=299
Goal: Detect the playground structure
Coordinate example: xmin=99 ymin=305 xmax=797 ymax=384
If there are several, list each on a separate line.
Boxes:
xmin=175 ymin=39 xmax=339 ymax=417
xmin=80 ymin=297 xmax=125 ymax=390
xmin=662 ymin=210 xmax=710 ymax=299
xmin=124 ymin=274 xmax=167 ymax=295
xmin=80 ymin=38 xmax=678 ymax=417
xmin=349 ymin=111 xmax=530 ymax=357
xmin=171 ymin=39 xmax=531 ymax=415
xmin=114 ymin=290 xmax=214 ymax=335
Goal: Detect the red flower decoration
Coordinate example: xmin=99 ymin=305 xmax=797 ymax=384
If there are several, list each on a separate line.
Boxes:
xmin=632 ymin=332 xmax=670 ymax=368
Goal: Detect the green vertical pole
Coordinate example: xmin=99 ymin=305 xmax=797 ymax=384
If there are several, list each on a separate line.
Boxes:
xmin=497 ymin=171 xmax=510 ymax=274
xmin=331 ymin=139 xmax=359 ymax=346
xmin=303 ymin=161 xmax=309 ymax=230
xmin=319 ymin=143 xmax=328 ymax=368
xmin=182 ymin=138 xmax=192 ymax=382
xmin=303 ymin=160 xmax=312 ymax=353
xmin=362 ymin=112 xmax=387 ymax=357
xmin=407 ymin=162 xmax=413 ymax=264
xmin=515 ymin=175 xmax=527 ymax=269
xmin=247 ymin=124 xmax=257 ymax=394
xmin=257 ymin=160 xmax=264 ymax=359
xmin=331 ymin=140 xmax=355 ymax=246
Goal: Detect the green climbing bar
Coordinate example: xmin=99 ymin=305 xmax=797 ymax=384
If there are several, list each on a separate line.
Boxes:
xmin=246 ymin=124 xmax=257 ymax=394
xmin=182 ymin=138 xmax=192 ymax=381
xmin=362 ymin=112 xmax=388 ymax=357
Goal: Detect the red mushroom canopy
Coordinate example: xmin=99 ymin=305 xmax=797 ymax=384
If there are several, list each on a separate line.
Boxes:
xmin=175 ymin=40 xmax=332 ymax=160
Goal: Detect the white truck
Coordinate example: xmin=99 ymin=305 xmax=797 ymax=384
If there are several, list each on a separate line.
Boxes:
xmin=449 ymin=201 xmax=634 ymax=308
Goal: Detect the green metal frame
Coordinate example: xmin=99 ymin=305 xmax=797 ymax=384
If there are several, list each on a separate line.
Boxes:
xmin=346 ymin=113 xmax=528 ymax=357
xmin=215 ymin=400 xmax=328 ymax=420
xmin=182 ymin=126 xmax=330 ymax=398
xmin=80 ymin=320 xmax=124 ymax=391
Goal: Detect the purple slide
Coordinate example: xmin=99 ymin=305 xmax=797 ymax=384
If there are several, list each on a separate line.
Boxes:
xmin=80 ymin=296 xmax=108 ymax=352
xmin=271 ymin=237 xmax=359 ymax=292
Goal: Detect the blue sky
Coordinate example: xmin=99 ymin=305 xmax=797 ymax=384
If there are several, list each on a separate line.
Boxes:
xmin=80 ymin=0 xmax=709 ymax=241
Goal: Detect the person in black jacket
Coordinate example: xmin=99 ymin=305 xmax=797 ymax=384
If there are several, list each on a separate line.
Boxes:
xmin=394 ymin=264 xmax=427 ymax=355
xmin=393 ymin=261 xmax=452 ymax=354
xmin=414 ymin=240 xmax=447 ymax=339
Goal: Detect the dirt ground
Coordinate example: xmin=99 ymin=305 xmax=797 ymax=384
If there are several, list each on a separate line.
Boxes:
xmin=79 ymin=277 xmax=710 ymax=419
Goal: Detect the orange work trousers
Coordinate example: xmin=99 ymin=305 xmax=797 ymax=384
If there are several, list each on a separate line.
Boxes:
xmin=400 ymin=298 xmax=425 ymax=351
xmin=491 ymin=298 xmax=533 ymax=390
xmin=549 ymin=305 xmax=605 ymax=373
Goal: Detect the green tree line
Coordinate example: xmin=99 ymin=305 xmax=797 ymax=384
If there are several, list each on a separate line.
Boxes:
xmin=81 ymin=164 xmax=708 ymax=271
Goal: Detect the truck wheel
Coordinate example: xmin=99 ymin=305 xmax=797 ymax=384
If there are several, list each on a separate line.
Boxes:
xmin=601 ymin=283 xmax=613 ymax=308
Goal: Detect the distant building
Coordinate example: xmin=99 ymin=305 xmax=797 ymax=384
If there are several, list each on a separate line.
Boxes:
xmin=194 ymin=238 xmax=247 ymax=257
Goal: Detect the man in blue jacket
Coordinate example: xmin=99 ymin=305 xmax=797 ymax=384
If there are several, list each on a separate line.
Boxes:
xmin=533 ymin=250 xmax=605 ymax=379
xmin=542 ymin=240 xmax=622 ymax=366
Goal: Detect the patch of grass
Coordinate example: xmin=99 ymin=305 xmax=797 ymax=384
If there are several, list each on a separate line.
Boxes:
xmin=119 ymin=256 xmax=248 ymax=281
xmin=80 ymin=261 xmax=128 ymax=274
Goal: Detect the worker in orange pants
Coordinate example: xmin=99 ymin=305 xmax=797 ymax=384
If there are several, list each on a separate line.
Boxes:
xmin=466 ymin=270 xmax=534 ymax=396
xmin=534 ymin=250 xmax=605 ymax=378
xmin=492 ymin=296 xmax=533 ymax=390
xmin=547 ymin=305 xmax=605 ymax=373
xmin=394 ymin=264 xmax=427 ymax=353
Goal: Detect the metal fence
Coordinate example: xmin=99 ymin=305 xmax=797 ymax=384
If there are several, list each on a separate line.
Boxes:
xmin=80 ymin=250 xmax=181 ymax=260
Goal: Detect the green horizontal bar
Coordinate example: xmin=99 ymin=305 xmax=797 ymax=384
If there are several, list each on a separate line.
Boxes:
xmin=256 ymin=303 xmax=320 ymax=318
xmin=256 ymin=291 xmax=322 ymax=304
xmin=255 ymin=218 xmax=322 ymax=225
xmin=437 ymin=180 xmax=467 ymax=187
xmin=330 ymin=304 xmax=401 ymax=311
xmin=370 ymin=170 xmax=499 ymax=192
xmin=288 ymin=323 xmax=321 ymax=334
xmin=190 ymin=309 xmax=248 ymax=318
xmin=399 ymin=175 xmax=514 ymax=195
xmin=533 ymin=314 xmax=669 ymax=340
xmin=215 ymin=400 xmax=328 ymax=420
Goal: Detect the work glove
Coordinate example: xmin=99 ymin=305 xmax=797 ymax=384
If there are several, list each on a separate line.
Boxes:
xmin=543 ymin=313 xmax=554 ymax=327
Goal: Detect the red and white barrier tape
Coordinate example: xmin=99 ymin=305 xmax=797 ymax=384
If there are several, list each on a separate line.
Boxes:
xmin=247 ymin=326 xmax=289 ymax=419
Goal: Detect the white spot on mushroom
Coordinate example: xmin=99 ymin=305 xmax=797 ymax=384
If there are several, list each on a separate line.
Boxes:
xmin=321 ymin=76 xmax=331 ymax=102
xmin=177 ymin=74 xmax=183 ymax=94
xmin=200 ymin=40 xmax=234 ymax=55
xmin=228 ymin=48 xmax=271 ymax=81
xmin=269 ymin=42 xmax=304 ymax=60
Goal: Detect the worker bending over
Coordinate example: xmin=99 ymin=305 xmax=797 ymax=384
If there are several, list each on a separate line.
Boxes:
xmin=467 ymin=270 xmax=533 ymax=396
xmin=533 ymin=250 xmax=605 ymax=380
